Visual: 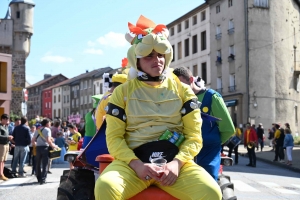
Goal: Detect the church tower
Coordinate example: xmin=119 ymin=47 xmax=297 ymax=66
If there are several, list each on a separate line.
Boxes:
xmin=9 ymin=0 xmax=35 ymax=115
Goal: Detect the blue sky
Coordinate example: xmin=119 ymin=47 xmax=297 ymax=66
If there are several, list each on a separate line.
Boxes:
xmin=1 ymin=0 xmax=205 ymax=84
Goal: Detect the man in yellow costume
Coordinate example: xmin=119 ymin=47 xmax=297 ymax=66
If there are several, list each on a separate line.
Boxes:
xmin=95 ymin=73 xmax=127 ymax=131
xmin=94 ymin=15 xmax=221 ymax=200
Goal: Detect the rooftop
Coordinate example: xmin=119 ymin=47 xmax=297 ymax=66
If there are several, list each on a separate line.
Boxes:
xmin=9 ymin=0 xmax=35 ymax=6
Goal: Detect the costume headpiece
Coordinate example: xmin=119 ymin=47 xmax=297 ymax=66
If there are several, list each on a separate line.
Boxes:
xmin=112 ymin=74 xmax=127 ymax=84
xmin=125 ymin=15 xmax=173 ymax=81
xmin=92 ymin=94 xmax=103 ymax=108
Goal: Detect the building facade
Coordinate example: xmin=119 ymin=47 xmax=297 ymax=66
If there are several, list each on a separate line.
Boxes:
xmin=42 ymin=88 xmax=52 ymax=119
xmin=0 ymin=0 xmax=35 ymax=115
xmin=26 ymin=74 xmax=67 ymax=120
xmin=206 ymin=0 xmax=300 ymax=133
xmin=0 ymin=53 xmax=12 ymax=115
xmin=167 ymin=3 xmax=211 ymax=87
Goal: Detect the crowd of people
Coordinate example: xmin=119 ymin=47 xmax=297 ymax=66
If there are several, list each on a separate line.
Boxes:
xmin=0 ymin=114 xmax=84 ymax=184
xmin=221 ymin=122 xmax=295 ymax=168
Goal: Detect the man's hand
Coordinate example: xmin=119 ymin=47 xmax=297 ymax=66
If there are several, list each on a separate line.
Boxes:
xmin=8 ymin=135 xmax=13 ymax=141
xmin=157 ymin=159 xmax=183 ymax=186
xmin=129 ymin=159 xmax=159 ymax=181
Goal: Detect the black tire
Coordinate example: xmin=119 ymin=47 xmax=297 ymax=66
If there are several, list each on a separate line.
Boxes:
xmin=57 ymin=169 xmax=95 ymax=200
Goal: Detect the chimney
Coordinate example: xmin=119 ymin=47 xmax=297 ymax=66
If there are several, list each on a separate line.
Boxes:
xmin=86 ymin=70 xmax=89 ymax=73
xmin=44 ymin=74 xmax=52 ymax=79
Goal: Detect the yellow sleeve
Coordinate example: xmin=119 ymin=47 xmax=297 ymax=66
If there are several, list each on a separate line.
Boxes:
xmin=95 ymin=96 xmax=110 ymax=130
xmin=105 ymin=85 xmax=139 ymax=164
xmin=275 ymin=130 xmax=280 ymax=138
xmin=175 ymin=83 xmax=202 ymax=163
xmin=236 ymin=128 xmax=242 ymax=137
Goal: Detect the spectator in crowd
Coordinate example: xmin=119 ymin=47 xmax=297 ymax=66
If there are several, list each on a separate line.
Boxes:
xmin=268 ymin=128 xmax=274 ymax=150
xmin=273 ymin=124 xmax=285 ymax=162
xmin=32 ymin=118 xmax=57 ymax=184
xmin=0 ymin=114 xmax=14 ymax=181
xmin=283 ymin=128 xmax=294 ymax=165
xmin=51 ymin=121 xmax=61 ymax=140
xmin=53 ymin=132 xmax=67 ymax=164
xmin=228 ymin=123 xmax=242 ymax=164
xmin=244 ymin=122 xmax=258 ymax=167
xmin=67 ymin=124 xmax=81 ymax=169
xmin=256 ymin=123 xmax=265 ymax=151
xmin=9 ymin=118 xmax=21 ymax=168
xmin=11 ymin=117 xmax=31 ymax=177
xmin=8 ymin=117 xmax=14 ymax=135
xmin=285 ymin=123 xmax=291 ymax=132
xmin=28 ymin=125 xmax=36 ymax=166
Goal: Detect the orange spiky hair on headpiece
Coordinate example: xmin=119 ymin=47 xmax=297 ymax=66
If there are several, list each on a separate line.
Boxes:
xmin=121 ymin=57 xmax=128 ymax=68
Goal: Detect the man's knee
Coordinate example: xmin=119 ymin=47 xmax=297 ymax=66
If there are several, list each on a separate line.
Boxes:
xmin=95 ymin=175 xmax=121 ymax=200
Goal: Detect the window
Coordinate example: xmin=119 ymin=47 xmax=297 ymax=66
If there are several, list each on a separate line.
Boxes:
xmin=254 ymin=0 xmax=269 ymax=8
xmin=80 ymin=82 xmax=83 ymax=90
xmin=89 ymin=95 xmax=92 ymax=104
xmin=201 ymin=63 xmax=207 ymax=83
xmin=193 ymin=15 xmax=197 ymax=25
xmin=67 ymin=95 xmax=69 ymax=103
xmin=45 ymin=103 xmax=47 ymax=109
xmin=185 ymin=20 xmax=189 ymax=29
xmin=100 ymin=83 xmax=103 ymax=94
xmin=58 ymin=94 xmax=61 ymax=102
xmin=16 ymin=11 xmax=20 ymax=19
xmin=216 ymin=25 xmax=222 ymax=40
xmin=229 ymin=74 xmax=236 ymax=92
xmin=216 ymin=50 xmax=222 ymax=64
xmin=76 ymin=99 xmax=79 ymax=107
xmin=89 ymin=80 xmax=92 ymax=88
xmin=228 ymin=0 xmax=233 ymax=7
xmin=72 ymin=100 xmax=74 ymax=108
xmin=216 ymin=5 xmax=220 ymax=13
xmin=172 ymin=45 xmax=175 ymax=62
xmin=201 ymin=31 xmax=207 ymax=50
xmin=81 ymin=96 xmax=83 ymax=105
xmin=54 ymin=89 xmax=56 ymax=94
xmin=170 ymin=27 xmax=174 ymax=36
xmin=49 ymin=102 xmax=51 ymax=109
xmin=84 ymin=80 xmax=87 ymax=89
xmin=217 ymin=77 xmax=222 ymax=93
xmin=193 ymin=65 xmax=198 ymax=76
xmin=192 ymin=35 xmax=198 ymax=54
xmin=84 ymin=96 xmax=87 ymax=104
xmin=229 ymin=45 xmax=235 ymax=56
xmin=201 ymin=11 xmax=206 ymax=21
xmin=74 ymin=87 xmax=77 ymax=98
xmin=64 ymin=96 xmax=66 ymax=103
xmin=178 ymin=42 xmax=182 ymax=59
xmin=54 ymin=109 xmax=56 ymax=118
xmin=184 ymin=38 xmax=189 ymax=57
xmin=54 ymin=96 xmax=56 ymax=103
xmin=229 ymin=19 xmax=234 ymax=29
xmin=177 ymin=23 xmax=181 ymax=33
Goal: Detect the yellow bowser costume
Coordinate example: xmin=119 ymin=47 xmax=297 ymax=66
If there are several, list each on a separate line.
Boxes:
xmin=95 ymin=74 xmax=127 ymax=131
xmin=94 ymin=15 xmax=221 ymax=200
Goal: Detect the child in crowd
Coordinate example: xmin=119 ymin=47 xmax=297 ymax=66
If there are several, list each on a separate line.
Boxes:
xmin=53 ymin=132 xmax=67 ymax=164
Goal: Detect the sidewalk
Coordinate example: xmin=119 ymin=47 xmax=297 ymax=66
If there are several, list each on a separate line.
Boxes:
xmin=224 ymin=144 xmax=300 ymax=173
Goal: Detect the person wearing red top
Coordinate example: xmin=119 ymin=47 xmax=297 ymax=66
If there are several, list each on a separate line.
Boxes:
xmin=244 ymin=122 xmax=258 ymax=167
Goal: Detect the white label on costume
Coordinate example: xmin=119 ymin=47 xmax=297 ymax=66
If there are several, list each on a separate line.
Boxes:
xmin=149 ymin=152 xmax=164 ymax=162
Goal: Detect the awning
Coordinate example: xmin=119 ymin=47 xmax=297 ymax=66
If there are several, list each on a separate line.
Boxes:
xmin=224 ymin=99 xmax=237 ymax=107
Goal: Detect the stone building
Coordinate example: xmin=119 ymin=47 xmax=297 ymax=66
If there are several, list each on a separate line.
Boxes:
xmin=0 ymin=0 xmax=35 ymax=115
xmin=206 ymin=0 xmax=300 ymax=133
xmin=167 ymin=3 xmax=211 ymax=87
xmin=26 ymin=74 xmax=67 ymax=120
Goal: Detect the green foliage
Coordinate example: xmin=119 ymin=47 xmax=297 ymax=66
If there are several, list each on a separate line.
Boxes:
xmin=9 ymin=111 xmax=21 ymax=122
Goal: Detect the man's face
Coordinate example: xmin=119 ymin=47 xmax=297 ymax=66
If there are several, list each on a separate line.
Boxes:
xmin=15 ymin=120 xmax=21 ymax=126
xmin=246 ymin=124 xmax=251 ymax=129
xmin=138 ymin=51 xmax=165 ymax=77
xmin=177 ymin=76 xmax=190 ymax=86
xmin=31 ymin=126 xmax=36 ymax=132
xmin=1 ymin=118 xmax=9 ymax=125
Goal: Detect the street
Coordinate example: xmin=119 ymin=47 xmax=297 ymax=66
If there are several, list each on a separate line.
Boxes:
xmin=0 ymin=155 xmax=299 ymax=200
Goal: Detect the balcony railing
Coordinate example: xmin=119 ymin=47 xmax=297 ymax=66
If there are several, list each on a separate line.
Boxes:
xmin=228 ymin=85 xmax=236 ymax=92
xmin=215 ymin=33 xmax=222 ymax=40
xmin=216 ymin=56 xmax=222 ymax=66
xmin=228 ymin=28 xmax=235 ymax=35
xmin=216 ymin=88 xmax=223 ymax=94
xmin=228 ymin=54 xmax=235 ymax=62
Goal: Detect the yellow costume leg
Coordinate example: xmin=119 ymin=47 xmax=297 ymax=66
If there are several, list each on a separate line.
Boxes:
xmin=157 ymin=161 xmax=222 ymax=200
xmin=94 ymin=160 xmax=151 ymax=200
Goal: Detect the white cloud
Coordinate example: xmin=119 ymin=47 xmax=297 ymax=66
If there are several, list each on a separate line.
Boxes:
xmin=41 ymin=53 xmax=73 ymax=63
xmin=87 ymin=41 xmax=96 ymax=47
xmin=97 ymin=32 xmax=127 ymax=48
xmin=83 ymin=48 xmax=103 ymax=55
